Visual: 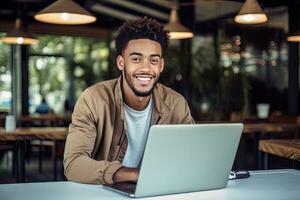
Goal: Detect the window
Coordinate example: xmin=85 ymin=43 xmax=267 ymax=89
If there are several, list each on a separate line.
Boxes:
xmin=0 ymin=36 xmax=11 ymax=113
xmin=28 ymin=35 xmax=110 ymax=114
xmin=29 ymin=56 xmax=67 ymax=114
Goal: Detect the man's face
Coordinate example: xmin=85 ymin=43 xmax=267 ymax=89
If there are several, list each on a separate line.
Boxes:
xmin=117 ymin=39 xmax=164 ymax=97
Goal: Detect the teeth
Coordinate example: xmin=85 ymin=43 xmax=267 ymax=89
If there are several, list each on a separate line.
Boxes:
xmin=137 ymin=77 xmax=151 ymax=81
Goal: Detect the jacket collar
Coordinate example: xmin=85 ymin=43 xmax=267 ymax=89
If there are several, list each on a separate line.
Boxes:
xmin=152 ymin=82 xmax=171 ymax=124
xmin=114 ymin=75 xmax=170 ymax=124
xmin=115 ymin=76 xmax=125 ymax=121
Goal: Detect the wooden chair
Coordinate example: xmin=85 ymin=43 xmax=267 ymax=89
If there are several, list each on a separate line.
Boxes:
xmin=269 ymin=112 xmax=298 ymax=123
xmin=18 ymin=114 xmax=57 ymax=127
xmin=229 ymin=112 xmax=264 ymax=123
xmin=269 ymin=112 xmax=300 ymax=139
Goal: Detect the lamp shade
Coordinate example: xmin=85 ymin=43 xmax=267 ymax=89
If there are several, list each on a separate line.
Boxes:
xmin=287 ymin=32 xmax=300 ymax=42
xmin=0 ymin=18 xmax=38 ymax=45
xmin=165 ymin=9 xmax=194 ymax=39
xmin=34 ymin=0 xmax=96 ymax=25
xmin=234 ymin=0 xmax=267 ymax=24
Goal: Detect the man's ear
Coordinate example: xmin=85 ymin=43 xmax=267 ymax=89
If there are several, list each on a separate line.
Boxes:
xmin=117 ymin=55 xmax=125 ymax=71
xmin=160 ymin=58 xmax=165 ymax=72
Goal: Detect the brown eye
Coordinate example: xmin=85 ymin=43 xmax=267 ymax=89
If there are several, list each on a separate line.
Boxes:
xmin=150 ymin=58 xmax=159 ymax=65
xmin=131 ymin=57 xmax=141 ymax=63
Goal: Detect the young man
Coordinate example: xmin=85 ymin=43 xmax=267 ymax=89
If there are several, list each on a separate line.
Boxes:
xmin=63 ymin=17 xmax=194 ymax=185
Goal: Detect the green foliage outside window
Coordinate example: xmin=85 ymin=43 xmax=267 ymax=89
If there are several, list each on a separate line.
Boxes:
xmin=29 ymin=35 xmax=110 ymax=114
xmin=0 ymin=38 xmax=11 ymax=112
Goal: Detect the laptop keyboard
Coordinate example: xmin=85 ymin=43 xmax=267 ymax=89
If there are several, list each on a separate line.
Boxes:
xmin=109 ymin=182 xmax=137 ymax=193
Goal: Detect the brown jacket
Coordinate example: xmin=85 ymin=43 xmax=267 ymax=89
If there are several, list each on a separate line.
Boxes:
xmin=63 ymin=76 xmax=194 ymax=184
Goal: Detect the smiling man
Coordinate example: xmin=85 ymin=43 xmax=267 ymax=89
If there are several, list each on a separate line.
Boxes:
xmin=63 ymin=17 xmax=194 ymax=184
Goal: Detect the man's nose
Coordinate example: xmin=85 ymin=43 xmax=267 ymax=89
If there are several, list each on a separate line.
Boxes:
xmin=141 ymin=58 xmax=151 ymax=70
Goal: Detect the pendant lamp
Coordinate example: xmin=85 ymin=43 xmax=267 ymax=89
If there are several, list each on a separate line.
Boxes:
xmin=287 ymin=32 xmax=300 ymax=42
xmin=234 ymin=0 xmax=267 ymax=24
xmin=165 ymin=8 xmax=194 ymax=39
xmin=1 ymin=18 xmax=38 ymax=45
xmin=34 ymin=0 xmax=96 ymax=25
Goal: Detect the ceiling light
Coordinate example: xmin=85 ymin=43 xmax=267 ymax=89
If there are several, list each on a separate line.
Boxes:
xmin=0 ymin=18 xmax=38 ymax=45
xmin=34 ymin=0 xmax=96 ymax=25
xmin=165 ymin=8 xmax=194 ymax=40
xmin=234 ymin=0 xmax=267 ymax=24
xmin=287 ymin=32 xmax=300 ymax=42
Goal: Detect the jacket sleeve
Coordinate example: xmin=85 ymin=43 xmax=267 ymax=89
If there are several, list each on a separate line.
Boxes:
xmin=174 ymin=96 xmax=195 ymax=124
xmin=63 ymin=89 xmax=122 ymax=184
xmin=181 ymin=99 xmax=195 ymax=124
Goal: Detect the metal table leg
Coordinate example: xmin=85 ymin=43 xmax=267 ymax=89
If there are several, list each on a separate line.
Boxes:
xmin=16 ymin=140 xmax=25 ymax=183
xmin=53 ymin=140 xmax=57 ymax=181
xmin=263 ymin=152 xmax=269 ymax=170
xmin=255 ymin=132 xmax=261 ymax=169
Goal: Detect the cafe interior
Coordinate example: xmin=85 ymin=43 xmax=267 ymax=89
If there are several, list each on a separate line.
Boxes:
xmin=0 ymin=0 xmax=300 ymax=184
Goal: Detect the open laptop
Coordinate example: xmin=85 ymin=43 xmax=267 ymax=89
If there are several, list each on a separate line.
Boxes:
xmin=103 ymin=123 xmax=243 ymax=198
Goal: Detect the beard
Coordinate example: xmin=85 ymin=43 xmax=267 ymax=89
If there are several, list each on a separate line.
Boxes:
xmin=124 ymin=69 xmax=159 ymax=97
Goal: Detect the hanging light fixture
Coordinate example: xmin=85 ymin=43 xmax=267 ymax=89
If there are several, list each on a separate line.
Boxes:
xmin=34 ymin=0 xmax=96 ymax=25
xmin=165 ymin=8 xmax=194 ymax=39
xmin=0 ymin=18 xmax=38 ymax=45
xmin=234 ymin=0 xmax=267 ymax=24
xmin=287 ymin=32 xmax=300 ymax=42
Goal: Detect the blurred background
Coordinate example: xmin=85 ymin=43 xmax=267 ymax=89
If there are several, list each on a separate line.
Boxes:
xmin=0 ymin=0 xmax=300 ymax=183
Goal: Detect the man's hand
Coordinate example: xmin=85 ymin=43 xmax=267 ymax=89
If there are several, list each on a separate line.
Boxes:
xmin=113 ymin=167 xmax=140 ymax=183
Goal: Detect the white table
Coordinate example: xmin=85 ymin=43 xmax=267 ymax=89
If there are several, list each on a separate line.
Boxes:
xmin=0 ymin=169 xmax=299 ymax=200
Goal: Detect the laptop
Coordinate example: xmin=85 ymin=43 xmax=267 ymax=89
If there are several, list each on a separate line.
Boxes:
xmin=103 ymin=123 xmax=243 ymax=198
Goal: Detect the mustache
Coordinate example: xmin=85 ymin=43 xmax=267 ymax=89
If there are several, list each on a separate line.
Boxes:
xmin=133 ymin=72 xmax=156 ymax=78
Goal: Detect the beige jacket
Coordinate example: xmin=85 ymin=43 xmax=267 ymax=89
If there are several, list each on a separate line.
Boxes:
xmin=63 ymin=76 xmax=194 ymax=184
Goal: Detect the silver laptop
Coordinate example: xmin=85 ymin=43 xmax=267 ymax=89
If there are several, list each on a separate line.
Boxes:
xmin=103 ymin=123 xmax=243 ymax=198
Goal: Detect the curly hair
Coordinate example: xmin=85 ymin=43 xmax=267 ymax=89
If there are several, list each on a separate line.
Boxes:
xmin=115 ymin=17 xmax=169 ymax=57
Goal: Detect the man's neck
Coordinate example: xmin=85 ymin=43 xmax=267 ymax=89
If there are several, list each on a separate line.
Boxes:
xmin=124 ymin=92 xmax=151 ymax=111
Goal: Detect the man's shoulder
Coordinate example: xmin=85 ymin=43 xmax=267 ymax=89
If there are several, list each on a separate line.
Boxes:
xmin=81 ymin=78 xmax=119 ymax=102
xmin=89 ymin=78 xmax=118 ymax=91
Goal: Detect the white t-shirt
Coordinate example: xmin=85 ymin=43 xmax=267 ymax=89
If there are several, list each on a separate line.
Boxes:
xmin=122 ymin=98 xmax=153 ymax=168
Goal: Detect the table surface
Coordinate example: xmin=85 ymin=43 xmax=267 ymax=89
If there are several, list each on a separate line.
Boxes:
xmin=0 ymin=127 xmax=68 ymax=141
xmin=1 ymin=123 xmax=299 ymax=141
xmin=0 ymin=169 xmax=299 ymax=200
xmin=243 ymin=123 xmax=300 ymax=134
xmin=259 ymin=139 xmax=300 ymax=161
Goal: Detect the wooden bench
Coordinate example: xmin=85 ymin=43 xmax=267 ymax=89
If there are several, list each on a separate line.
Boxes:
xmin=259 ymin=139 xmax=300 ymax=169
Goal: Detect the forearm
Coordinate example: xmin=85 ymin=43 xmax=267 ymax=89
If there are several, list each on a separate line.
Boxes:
xmin=64 ymin=155 xmax=122 ymax=184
